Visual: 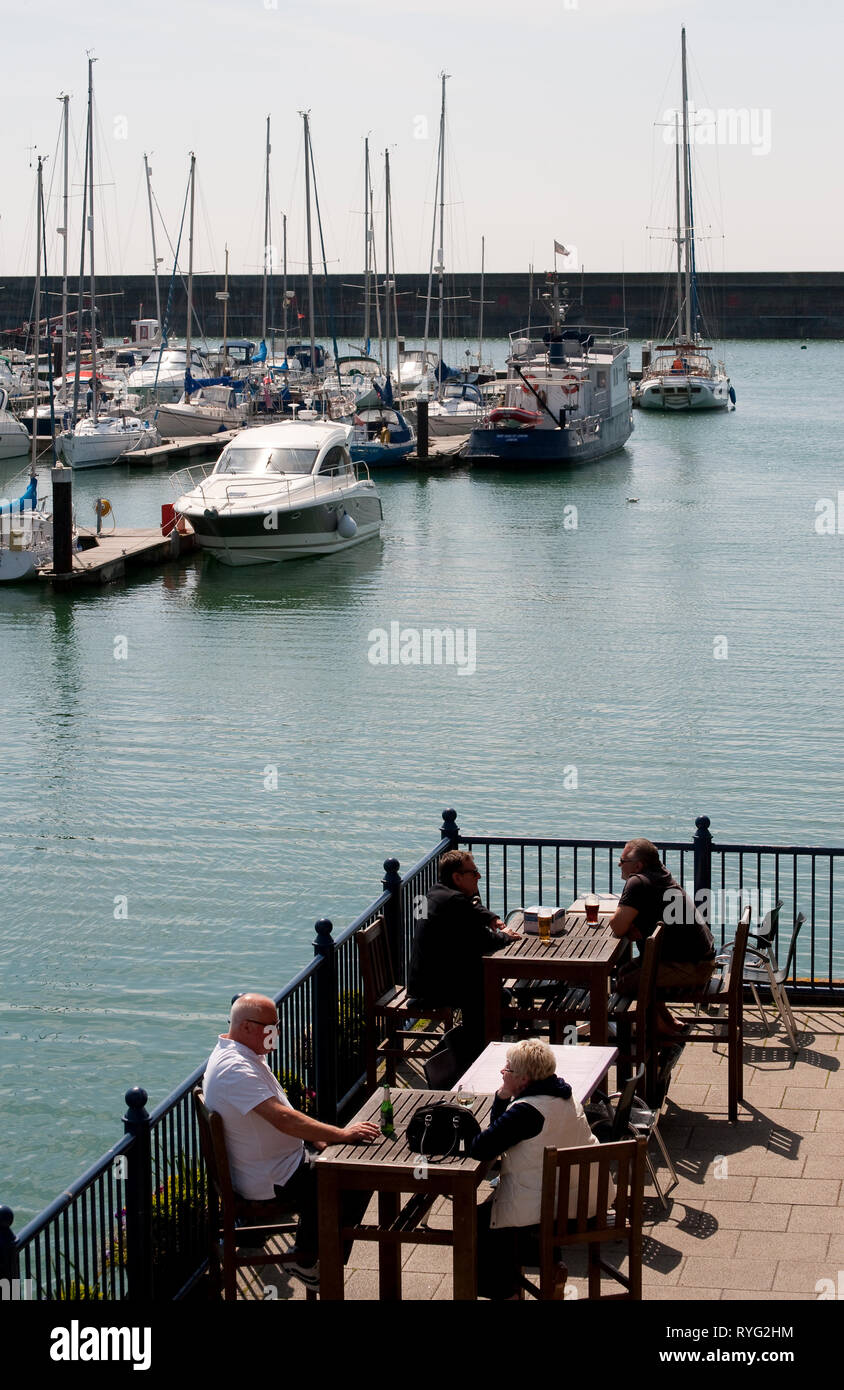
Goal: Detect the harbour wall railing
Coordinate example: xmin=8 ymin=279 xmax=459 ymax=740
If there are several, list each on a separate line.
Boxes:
xmin=1 ymin=811 xmax=841 ymax=1301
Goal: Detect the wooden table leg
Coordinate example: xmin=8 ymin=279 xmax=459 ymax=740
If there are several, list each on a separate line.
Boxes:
xmin=451 ymin=1181 xmax=478 ymax=1300
xmin=484 ymin=961 xmax=502 ymax=1044
xmin=378 ymin=1190 xmax=402 ymax=1300
xmin=318 ymin=1168 xmax=345 ymax=1301
xmin=589 ymin=968 xmax=609 ymax=1047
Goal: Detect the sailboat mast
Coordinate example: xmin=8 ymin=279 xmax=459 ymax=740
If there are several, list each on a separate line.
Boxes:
xmin=436 ymin=71 xmax=448 ymax=399
xmin=32 ymin=156 xmax=43 ymax=473
xmin=680 ymin=27 xmax=692 ymax=340
xmin=281 ymin=212 xmax=288 ymax=357
xmin=262 ymin=114 xmax=270 ymax=346
xmin=144 ymin=153 xmax=161 ymax=328
xmin=222 ymin=244 xmax=229 ymax=364
xmin=59 ymin=94 xmax=69 ymax=386
xmin=674 ymin=113 xmax=683 ymax=335
xmin=478 ymin=234 xmax=485 ymax=370
xmin=302 ymin=112 xmax=316 ymax=370
xmin=384 ymin=148 xmax=391 ymax=381
xmin=363 ymin=137 xmax=371 ymax=348
xmin=87 ymin=56 xmax=97 ymax=425
xmin=185 ymin=152 xmax=195 ymax=382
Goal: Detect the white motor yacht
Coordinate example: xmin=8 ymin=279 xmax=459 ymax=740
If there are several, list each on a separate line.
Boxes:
xmin=127 ymin=346 xmax=211 ymax=404
xmin=427 ymin=381 xmax=486 ymax=437
xmin=172 ymin=420 xmax=383 ymax=566
xmin=155 ymin=385 xmax=252 ymax=439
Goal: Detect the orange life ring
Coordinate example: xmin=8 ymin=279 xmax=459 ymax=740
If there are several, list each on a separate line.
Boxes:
xmin=560 ymin=375 xmax=580 ymax=397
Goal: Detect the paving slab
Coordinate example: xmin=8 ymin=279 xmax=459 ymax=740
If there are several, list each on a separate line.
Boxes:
xmin=703 ymin=1200 xmax=791 ymax=1231
xmin=679 ymin=1257 xmax=776 ymax=1291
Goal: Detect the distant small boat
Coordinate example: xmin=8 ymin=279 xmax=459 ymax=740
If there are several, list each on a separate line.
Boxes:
xmin=0 ymin=474 xmax=52 ymax=583
xmin=428 ymin=381 xmax=486 ymax=437
xmin=350 ymin=407 xmax=415 ymax=466
xmin=59 ymin=414 xmax=162 ymax=469
xmin=0 ymin=388 xmax=30 ymax=460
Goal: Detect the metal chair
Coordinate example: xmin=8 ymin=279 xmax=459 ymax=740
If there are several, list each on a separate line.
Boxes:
xmin=587 ymin=1062 xmax=678 ymax=1210
xmin=743 ymin=902 xmax=805 ymax=1052
xmin=192 ymin=1086 xmax=316 ymax=1302
xmin=519 ymin=1138 xmax=647 ymax=1300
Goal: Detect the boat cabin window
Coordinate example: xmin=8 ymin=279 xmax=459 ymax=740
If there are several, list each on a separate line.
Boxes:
xmin=318 ymin=445 xmax=348 ymax=474
xmin=215 ymin=446 xmax=318 ymax=476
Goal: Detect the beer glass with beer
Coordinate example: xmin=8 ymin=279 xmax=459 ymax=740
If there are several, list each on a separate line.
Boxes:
xmin=584 ymin=893 xmax=600 ymax=924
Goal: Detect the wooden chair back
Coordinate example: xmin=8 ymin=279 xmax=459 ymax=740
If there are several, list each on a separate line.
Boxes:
xmin=194 ymin=1085 xmax=236 ymax=1232
xmin=721 ymin=905 xmax=753 ymax=1006
xmin=537 ymin=1137 xmax=647 ymax=1299
xmin=355 ymin=916 xmax=395 ymax=1007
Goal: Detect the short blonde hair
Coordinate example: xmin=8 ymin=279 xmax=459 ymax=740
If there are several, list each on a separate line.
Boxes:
xmin=506 ymin=1039 xmax=557 ymax=1083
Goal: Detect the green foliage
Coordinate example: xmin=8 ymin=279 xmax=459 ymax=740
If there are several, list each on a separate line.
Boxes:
xmin=338 ymin=987 xmax=365 ymax=1059
xmin=279 ymin=1070 xmax=315 ymax=1114
xmin=149 ymin=1159 xmax=208 ymax=1298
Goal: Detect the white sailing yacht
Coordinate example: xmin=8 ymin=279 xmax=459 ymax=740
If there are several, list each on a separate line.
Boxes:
xmin=59 ymin=60 xmax=161 ymax=467
xmin=637 ymin=29 xmax=734 ymax=413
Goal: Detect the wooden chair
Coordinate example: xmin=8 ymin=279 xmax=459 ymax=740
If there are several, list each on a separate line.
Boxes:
xmin=520 ymin=1137 xmax=647 ymax=1300
xmin=355 ymin=917 xmax=453 ymax=1089
xmin=610 ymin=922 xmax=663 ymax=1105
xmin=192 ymin=1086 xmax=316 ymax=1301
xmin=661 ymin=904 xmax=753 ymax=1122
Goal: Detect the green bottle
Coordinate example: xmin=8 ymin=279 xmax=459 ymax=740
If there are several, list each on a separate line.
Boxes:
xmin=380 ymin=1084 xmax=395 ymax=1137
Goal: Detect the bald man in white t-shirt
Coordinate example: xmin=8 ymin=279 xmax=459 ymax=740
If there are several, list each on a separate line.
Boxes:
xmin=204 ymin=992 xmax=379 ymax=1292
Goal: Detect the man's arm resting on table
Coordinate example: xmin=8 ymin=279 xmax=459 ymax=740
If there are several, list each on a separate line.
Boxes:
xmin=608 ymin=904 xmax=642 ymax=940
xmin=252 ymin=1098 xmax=377 ymax=1146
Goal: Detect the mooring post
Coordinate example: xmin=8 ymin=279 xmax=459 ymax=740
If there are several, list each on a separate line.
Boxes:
xmin=313 ymin=919 xmax=338 ymax=1124
xmin=416 ymin=398 xmax=429 ymax=460
xmin=51 ymin=464 xmax=73 ymax=575
xmin=123 ymin=1086 xmax=154 ymax=1300
xmin=382 ymin=857 xmax=403 ymax=980
xmin=693 ymin=815 xmax=712 ymax=908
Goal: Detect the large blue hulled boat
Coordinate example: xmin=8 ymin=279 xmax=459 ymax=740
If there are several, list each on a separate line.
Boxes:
xmin=464 ymin=275 xmax=633 ymax=468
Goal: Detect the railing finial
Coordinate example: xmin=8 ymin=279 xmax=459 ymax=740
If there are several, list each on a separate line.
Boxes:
xmin=440 ymin=808 xmax=459 ymax=847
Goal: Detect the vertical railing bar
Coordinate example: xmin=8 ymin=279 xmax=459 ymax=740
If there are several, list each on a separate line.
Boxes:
xmin=829 ymin=857 xmax=835 ymax=993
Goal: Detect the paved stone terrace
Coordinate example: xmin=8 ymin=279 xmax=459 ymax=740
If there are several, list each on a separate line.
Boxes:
xmin=239 ymin=1005 xmax=844 ymax=1301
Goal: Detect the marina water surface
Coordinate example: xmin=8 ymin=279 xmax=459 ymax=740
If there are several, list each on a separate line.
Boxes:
xmin=1 ymin=338 xmax=842 ymax=1219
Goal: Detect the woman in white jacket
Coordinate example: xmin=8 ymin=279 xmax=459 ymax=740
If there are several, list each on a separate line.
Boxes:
xmin=471 ymin=1038 xmax=612 ymax=1299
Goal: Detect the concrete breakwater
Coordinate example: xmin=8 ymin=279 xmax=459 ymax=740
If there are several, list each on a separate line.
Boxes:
xmin=3 ymin=271 xmax=842 ymax=343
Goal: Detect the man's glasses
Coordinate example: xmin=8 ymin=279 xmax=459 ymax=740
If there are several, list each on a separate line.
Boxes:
xmin=457 ymin=866 xmax=481 ymax=877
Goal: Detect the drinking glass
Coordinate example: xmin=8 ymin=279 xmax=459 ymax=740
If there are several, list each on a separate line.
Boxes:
xmin=538 ymin=908 xmax=553 ymax=942
xmin=584 ymin=893 xmax=600 ymax=924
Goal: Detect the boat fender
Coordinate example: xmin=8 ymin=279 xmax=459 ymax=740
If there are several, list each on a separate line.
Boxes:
xmin=337 ymin=510 xmax=357 ymax=539
xmin=728 ymin=385 xmax=736 ymax=404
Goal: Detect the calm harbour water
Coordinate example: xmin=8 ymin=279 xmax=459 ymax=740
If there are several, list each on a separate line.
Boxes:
xmin=1 ymin=338 xmax=842 ymax=1220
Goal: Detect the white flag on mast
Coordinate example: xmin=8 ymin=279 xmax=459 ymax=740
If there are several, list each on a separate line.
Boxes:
xmin=553 ymin=240 xmax=578 ymax=270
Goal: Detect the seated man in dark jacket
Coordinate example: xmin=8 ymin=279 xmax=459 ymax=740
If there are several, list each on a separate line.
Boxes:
xmin=609 ymin=837 xmax=716 ymax=1039
xmin=409 ymin=849 xmax=518 ymax=1065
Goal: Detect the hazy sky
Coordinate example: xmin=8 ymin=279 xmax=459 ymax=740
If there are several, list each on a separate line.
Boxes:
xmin=0 ymin=0 xmax=840 ymax=281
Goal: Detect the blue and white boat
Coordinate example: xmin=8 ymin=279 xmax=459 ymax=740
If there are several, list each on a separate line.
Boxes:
xmin=350 ymin=405 xmax=415 ymax=467
xmin=464 ymin=275 xmax=633 ymax=468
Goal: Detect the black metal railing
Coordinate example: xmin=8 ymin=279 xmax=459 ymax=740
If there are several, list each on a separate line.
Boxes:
xmin=2 ymin=809 xmax=841 ymax=1302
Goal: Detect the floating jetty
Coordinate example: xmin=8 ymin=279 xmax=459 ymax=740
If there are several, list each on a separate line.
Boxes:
xmin=126 ymin=431 xmax=237 ymax=466
xmin=41 ymin=522 xmax=195 ymax=588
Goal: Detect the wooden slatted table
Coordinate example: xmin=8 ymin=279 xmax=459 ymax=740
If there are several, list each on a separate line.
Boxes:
xmin=316 ymin=1087 xmax=494 ymax=1301
xmin=484 ymin=908 xmax=627 ymax=1048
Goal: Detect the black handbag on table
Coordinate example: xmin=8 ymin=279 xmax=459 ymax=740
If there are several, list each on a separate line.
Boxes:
xmin=406 ymin=1102 xmax=481 ymax=1159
